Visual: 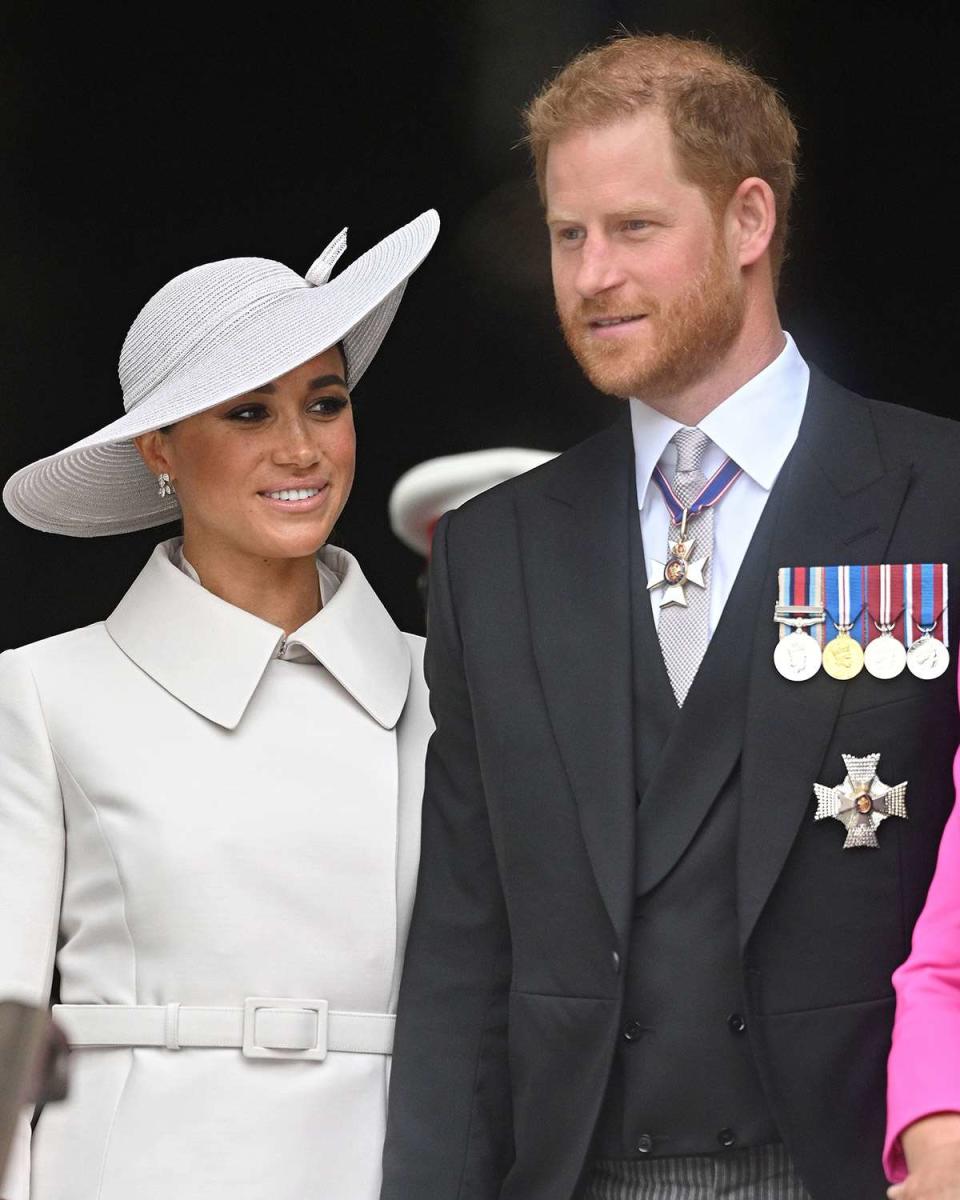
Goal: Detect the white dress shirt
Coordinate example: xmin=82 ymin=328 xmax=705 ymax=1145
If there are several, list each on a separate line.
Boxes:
xmin=630 ymin=332 xmax=809 ymax=635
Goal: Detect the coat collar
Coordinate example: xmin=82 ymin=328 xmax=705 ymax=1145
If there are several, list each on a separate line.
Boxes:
xmin=105 ymin=538 xmax=411 ymax=731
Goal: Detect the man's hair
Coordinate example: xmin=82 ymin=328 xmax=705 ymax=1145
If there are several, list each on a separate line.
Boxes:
xmin=523 ymin=34 xmax=799 ymax=282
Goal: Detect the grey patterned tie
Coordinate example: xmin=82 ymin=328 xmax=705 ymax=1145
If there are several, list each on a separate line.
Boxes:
xmin=656 ymin=427 xmax=713 ymax=707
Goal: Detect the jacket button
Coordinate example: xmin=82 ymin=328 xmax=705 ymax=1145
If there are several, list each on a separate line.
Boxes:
xmin=727 ymin=1012 xmax=746 ymax=1034
xmin=622 ymin=1019 xmax=645 ymax=1042
xmin=636 ymin=1133 xmax=654 ymax=1154
xmin=718 ymin=1128 xmax=736 ymax=1149
xmin=612 ymin=950 xmax=621 ymax=974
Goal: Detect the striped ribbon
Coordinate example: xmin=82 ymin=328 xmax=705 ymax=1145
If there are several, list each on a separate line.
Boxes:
xmin=651 ymin=456 xmax=743 ymax=525
xmin=778 ymin=564 xmax=949 ymax=649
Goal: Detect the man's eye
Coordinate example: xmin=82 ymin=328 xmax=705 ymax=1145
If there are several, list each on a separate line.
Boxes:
xmin=624 ymin=220 xmax=650 ymax=232
xmin=557 ymin=227 xmax=585 ymax=243
xmin=310 ymin=396 xmax=350 ymax=417
xmin=225 ymin=404 xmax=268 ymax=422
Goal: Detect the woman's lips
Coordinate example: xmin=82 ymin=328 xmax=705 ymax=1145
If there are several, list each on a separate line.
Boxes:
xmin=257 ymin=482 xmax=330 ymax=512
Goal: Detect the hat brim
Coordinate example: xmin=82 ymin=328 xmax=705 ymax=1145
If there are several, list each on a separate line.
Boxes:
xmin=4 ymin=210 xmax=439 ymax=536
xmin=389 ymin=448 xmax=559 ymax=556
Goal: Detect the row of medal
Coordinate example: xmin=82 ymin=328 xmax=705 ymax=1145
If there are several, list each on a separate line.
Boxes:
xmin=774 ymin=563 xmax=950 ymax=682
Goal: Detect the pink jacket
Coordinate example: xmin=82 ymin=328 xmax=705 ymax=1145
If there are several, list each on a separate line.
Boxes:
xmin=885 ymin=741 xmax=960 ymax=1180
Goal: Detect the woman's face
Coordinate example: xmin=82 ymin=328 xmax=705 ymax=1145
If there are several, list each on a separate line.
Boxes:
xmin=136 ymin=347 xmax=355 ymax=563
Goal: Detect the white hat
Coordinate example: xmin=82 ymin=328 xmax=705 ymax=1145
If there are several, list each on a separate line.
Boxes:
xmin=4 ymin=210 xmax=440 ymax=536
xmin=389 ymin=447 xmax=559 ymax=557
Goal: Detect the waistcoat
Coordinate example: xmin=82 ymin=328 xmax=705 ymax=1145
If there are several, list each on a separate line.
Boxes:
xmin=593 ymin=483 xmax=783 ymax=1158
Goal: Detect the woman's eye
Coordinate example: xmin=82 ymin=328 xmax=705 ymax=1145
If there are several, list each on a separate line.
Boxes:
xmin=225 ymin=404 xmax=268 ymax=422
xmin=310 ymin=395 xmax=350 ymax=417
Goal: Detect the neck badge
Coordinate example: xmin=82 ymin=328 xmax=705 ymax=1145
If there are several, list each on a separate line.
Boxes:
xmin=647 ymin=454 xmax=742 ymax=609
xmin=814 ymin=752 xmax=908 ymax=849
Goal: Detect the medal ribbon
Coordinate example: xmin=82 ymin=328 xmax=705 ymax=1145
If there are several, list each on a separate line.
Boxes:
xmin=777 ymin=565 xmax=826 ymax=644
xmin=866 ymin=562 xmax=905 ymax=643
xmin=908 ymin=562 xmax=949 ymax=647
xmin=652 ymin=456 xmax=743 ymax=525
xmin=824 ymin=564 xmax=864 ymax=640
xmin=781 ymin=563 xmax=947 ymax=650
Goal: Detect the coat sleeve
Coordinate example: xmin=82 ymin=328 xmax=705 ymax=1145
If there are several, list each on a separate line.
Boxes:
xmin=0 ymin=649 xmax=65 ymax=1200
xmin=381 ymin=512 xmax=514 ymax=1199
xmin=884 ymin=736 xmax=960 ymax=1181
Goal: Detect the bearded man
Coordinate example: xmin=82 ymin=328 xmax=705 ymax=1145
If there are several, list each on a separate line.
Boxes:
xmin=381 ymin=34 xmax=960 ymax=1200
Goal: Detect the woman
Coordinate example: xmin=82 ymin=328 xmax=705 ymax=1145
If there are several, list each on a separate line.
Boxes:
xmin=0 ymin=210 xmax=439 ymax=1200
xmin=885 ymin=722 xmax=960 ymax=1198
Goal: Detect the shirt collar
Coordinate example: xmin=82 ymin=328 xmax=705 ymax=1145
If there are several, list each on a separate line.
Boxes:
xmin=105 ymin=538 xmax=411 ymax=731
xmin=628 ymin=331 xmax=809 ymax=509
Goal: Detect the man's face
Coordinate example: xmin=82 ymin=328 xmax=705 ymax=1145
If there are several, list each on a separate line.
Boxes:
xmin=546 ymin=108 xmax=745 ymax=403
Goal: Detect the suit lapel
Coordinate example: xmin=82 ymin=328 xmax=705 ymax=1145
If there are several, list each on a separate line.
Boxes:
xmin=634 ymin=479 xmax=783 ymax=893
xmin=737 ymin=369 xmax=912 ymax=948
xmin=517 ymin=415 xmax=637 ymax=946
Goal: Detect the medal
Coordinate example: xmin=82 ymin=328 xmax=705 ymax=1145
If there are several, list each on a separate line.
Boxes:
xmin=822 ymin=565 xmax=865 ymax=680
xmin=822 ymin=629 xmax=864 ymax=680
xmin=647 ymin=454 xmax=743 ymax=608
xmin=814 ymin=752 xmax=908 ymax=849
xmin=906 ymin=629 xmax=950 ymax=679
xmin=774 ymin=565 xmax=826 ymax=681
xmin=905 ymin=563 xmax=950 ymax=680
xmin=647 ymin=534 xmax=707 ymax=608
xmin=773 ymin=601 xmax=825 ymax=681
xmin=864 ymin=564 xmax=906 ymax=679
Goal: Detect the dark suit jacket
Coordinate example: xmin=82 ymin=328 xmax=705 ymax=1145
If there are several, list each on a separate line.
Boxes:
xmin=381 ymin=369 xmax=960 ymax=1200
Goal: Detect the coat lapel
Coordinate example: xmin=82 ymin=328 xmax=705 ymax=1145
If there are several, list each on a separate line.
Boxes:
xmin=634 ymin=479 xmax=783 ymax=893
xmin=737 ymin=369 xmax=913 ymax=948
xmin=517 ymin=416 xmax=637 ymax=946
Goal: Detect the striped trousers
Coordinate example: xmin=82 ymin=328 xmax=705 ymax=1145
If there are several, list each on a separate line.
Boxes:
xmin=582 ymin=1144 xmax=812 ymax=1200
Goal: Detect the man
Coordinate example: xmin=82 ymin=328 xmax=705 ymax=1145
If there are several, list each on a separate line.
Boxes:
xmin=381 ymin=35 xmax=960 ymax=1200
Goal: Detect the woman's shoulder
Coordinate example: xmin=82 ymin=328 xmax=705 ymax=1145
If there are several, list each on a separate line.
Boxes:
xmin=1 ymin=622 xmax=115 ymax=682
xmin=401 ymin=630 xmax=426 ymax=662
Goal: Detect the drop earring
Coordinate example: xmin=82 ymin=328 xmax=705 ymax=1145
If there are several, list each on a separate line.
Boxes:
xmin=157 ymin=472 xmax=174 ymax=498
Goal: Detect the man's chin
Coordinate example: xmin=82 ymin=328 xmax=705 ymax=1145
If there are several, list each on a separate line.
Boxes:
xmin=571 ymin=343 xmax=650 ymax=399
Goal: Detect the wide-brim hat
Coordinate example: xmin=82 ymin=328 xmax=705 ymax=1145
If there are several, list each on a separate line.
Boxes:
xmin=4 ymin=209 xmax=440 ymax=536
xmin=389 ymin=447 xmax=559 ymax=557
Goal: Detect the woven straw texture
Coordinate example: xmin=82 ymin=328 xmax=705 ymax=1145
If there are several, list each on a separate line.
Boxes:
xmin=4 ymin=210 xmax=439 ymax=536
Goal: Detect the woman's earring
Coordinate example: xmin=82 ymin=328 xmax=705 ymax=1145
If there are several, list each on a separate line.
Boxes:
xmin=157 ymin=472 xmax=175 ymax=498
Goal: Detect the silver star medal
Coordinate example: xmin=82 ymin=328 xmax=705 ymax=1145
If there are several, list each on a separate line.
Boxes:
xmin=813 ymin=752 xmax=908 ymax=849
xmin=647 ymin=536 xmax=708 ymax=608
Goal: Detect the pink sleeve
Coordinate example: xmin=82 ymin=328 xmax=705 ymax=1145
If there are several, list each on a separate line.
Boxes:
xmin=884 ymin=731 xmax=960 ymax=1181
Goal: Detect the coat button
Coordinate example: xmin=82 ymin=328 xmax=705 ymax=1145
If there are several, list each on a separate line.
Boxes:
xmin=611 ymin=950 xmax=621 ymax=974
xmin=718 ymin=1128 xmax=736 ymax=1149
xmin=622 ymin=1019 xmax=645 ymax=1042
xmin=636 ymin=1133 xmax=654 ymax=1154
xmin=727 ymin=1012 xmax=746 ymax=1034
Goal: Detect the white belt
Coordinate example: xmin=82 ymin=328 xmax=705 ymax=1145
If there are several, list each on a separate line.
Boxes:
xmin=53 ymin=998 xmax=394 ymax=1061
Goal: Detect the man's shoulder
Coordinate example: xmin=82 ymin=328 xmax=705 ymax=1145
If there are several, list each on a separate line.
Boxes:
xmin=819 ymin=369 xmax=960 ymax=455
xmin=447 ymin=418 xmax=628 ymax=531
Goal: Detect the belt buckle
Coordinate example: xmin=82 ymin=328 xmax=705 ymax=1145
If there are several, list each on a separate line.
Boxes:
xmin=241 ymin=996 xmax=329 ymax=1061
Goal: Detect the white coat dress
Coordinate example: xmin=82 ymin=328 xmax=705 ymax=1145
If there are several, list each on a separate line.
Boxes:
xmin=0 ymin=538 xmax=432 ymax=1200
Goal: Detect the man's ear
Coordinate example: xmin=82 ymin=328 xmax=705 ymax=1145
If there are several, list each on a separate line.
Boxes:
xmin=729 ymin=176 xmax=776 ymax=269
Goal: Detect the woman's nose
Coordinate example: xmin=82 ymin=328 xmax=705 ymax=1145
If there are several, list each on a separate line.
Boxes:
xmin=270 ymin=417 xmax=321 ymax=466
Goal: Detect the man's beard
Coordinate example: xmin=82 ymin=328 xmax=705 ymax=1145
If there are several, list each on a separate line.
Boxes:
xmin=557 ymin=238 xmax=746 ymax=403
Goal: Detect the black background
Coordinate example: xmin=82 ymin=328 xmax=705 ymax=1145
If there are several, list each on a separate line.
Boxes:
xmin=3 ymin=1 xmax=957 ymax=641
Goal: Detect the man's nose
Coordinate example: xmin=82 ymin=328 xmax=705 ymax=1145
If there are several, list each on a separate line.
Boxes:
xmin=574 ymin=235 xmax=627 ymax=299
